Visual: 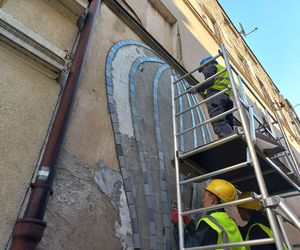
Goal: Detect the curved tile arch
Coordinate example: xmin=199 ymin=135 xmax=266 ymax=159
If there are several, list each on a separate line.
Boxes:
xmin=105 ymin=39 xmax=210 ymax=249
xmin=105 ymin=39 xmax=156 ymax=249
xmin=153 ymin=64 xmax=172 ymax=249
xmin=129 ymin=56 xmax=165 ymax=250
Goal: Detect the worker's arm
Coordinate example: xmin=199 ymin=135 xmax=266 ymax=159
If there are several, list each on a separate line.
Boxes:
xmin=184 ymin=220 xmax=218 ymax=247
xmin=196 ymin=63 xmax=217 ymax=93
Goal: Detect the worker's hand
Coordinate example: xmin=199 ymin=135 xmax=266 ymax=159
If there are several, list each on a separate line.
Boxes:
xmin=171 ymin=209 xmax=191 ymax=224
xmin=171 ymin=209 xmax=179 ymax=223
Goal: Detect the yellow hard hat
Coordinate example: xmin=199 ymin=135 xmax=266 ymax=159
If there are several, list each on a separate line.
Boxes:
xmin=237 ymin=192 xmax=261 ymax=211
xmin=205 ymin=179 xmax=237 ymax=203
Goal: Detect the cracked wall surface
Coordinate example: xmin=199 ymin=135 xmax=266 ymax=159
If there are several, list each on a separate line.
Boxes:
xmin=39 ymin=149 xmax=128 ymax=250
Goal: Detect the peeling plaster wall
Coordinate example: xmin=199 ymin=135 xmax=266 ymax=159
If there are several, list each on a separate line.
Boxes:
xmin=39 ymin=149 xmax=127 ymax=250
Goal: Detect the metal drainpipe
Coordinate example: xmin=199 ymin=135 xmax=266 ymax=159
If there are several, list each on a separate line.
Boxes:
xmin=10 ymin=0 xmax=99 ymax=249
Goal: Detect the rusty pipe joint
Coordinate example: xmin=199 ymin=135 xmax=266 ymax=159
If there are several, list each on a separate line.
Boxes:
xmin=10 ymin=219 xmax=46 ymax=250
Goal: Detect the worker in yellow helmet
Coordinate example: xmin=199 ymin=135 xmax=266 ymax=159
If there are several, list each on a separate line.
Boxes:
xmin=172 ymin=179 xmax=245 ymax=249
xmin=237 ymin=192 xmax=286 ymax=250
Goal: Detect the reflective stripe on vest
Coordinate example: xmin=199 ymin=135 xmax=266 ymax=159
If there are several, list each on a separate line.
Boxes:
xmin=204 ymin=64 xmax=232 ymax=96
xmin=196 ymin=212 xmax=246 ymax=250
xmin=245 ymin=223 xmax=287 ymax=250
xmin=206 ymin=215 xmax=230 ymax=248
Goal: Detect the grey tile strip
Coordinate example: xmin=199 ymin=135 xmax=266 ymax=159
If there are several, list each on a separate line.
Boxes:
xmin=129 ymin=56 xmax=165 ymax=250
xmin=178 ymin=80 xmax=198 ymax=148
xmin=153 ymin=64 xmax=172 ymax=250
xmin=175 ymin=81 xmax=185 ymax=152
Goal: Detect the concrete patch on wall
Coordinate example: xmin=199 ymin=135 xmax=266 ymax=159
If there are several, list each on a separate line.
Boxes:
xmin=94 ymin=160 xmax=133 ymax=249
xmin=39 ymin=148 xmax=123 ymax=250
xmin=111 ymin=45 xmax=147 ymax=138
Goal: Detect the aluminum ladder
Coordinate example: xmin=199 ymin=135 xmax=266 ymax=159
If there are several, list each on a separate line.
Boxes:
xmin=171 ymin=43 xmax=300 ymax=250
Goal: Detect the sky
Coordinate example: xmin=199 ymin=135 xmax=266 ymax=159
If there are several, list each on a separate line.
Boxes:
xmin=218 ymin=0 xmax=300 ymax=117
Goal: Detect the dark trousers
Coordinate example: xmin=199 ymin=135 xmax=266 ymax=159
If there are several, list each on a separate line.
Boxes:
xmin=205 ymin=91 xmax=234 ymax=138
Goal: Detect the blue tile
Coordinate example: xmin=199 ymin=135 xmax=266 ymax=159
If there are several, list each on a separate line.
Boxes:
xmin=129 ymin=204 xmax=136 ymax=219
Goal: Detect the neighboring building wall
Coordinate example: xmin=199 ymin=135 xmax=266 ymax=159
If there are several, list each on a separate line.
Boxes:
xmin=0 ymin=0 xmax=81 ymax=248
xmin=0 ymin=47 xmax=60 ymax=248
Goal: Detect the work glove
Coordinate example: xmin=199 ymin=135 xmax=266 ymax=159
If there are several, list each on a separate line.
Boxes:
xmin=171 ymin=209 xmax=191 ymax=224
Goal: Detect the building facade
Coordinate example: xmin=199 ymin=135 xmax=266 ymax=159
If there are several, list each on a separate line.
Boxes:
xmin=1 ymin=0 xmax=299 ymax=249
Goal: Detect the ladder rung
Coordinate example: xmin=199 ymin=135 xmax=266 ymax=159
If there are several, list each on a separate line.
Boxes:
xmin=175 ymin=88 xmax=230 ymax=117
xmin=184 ymin=238 xmax=274 ymax=250
xmin=179 ymin=161 xmax=250 ymax=185
xmin=174 ymin=69 xmax=226 ymax=100
xmin=179 ymin=133 xmax=240 ymax=160
xmin=176 ymin=107 xmax=238 ymax=137
xmin=182 ymin=196 xmax=254 ymax=216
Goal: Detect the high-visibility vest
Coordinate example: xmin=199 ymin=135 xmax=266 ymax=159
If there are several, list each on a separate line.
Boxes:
xmin=244 ymin=223 xmax=287 ymax=250
xmin=204 ymin=64 xmax=232 ymax=96
xmin=196 ymin=211 xmax=246 ymax=250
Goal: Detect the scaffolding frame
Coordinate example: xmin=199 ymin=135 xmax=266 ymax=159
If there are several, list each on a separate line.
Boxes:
xmin=171 ymin=44 xmax=300 ymax=250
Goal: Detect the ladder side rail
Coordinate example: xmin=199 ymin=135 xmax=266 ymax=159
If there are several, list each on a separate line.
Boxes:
xmin=239 ymin=97 xmax=276 ymax=140
xmin=184 ymin=238 xmax=274 ymax=250
xmin=277 ymin=150 xmax=296 ymax=174
xmin=231 ymin=64 xmax=286 ymax=140
xmin=237 ymin=74 xmax=250 ymax=107
xmin=235 ymin=74 xmax=276 ymax=139
xmin=290 ymin=109 xmax=300 ymax=139
xmin=264 ymin=107 xmax=278 ymax=137
xmin=273 ymin=154 xmax=296 ymax=176
xmin=175 ymin=80 xmax=185 ymax=153
xmin=174 ymin=69 xmax=226 ymax=100
xmin=265 ymin=157 xmax=300 ymax=191
xmin=276 ymin=197 xmax=300 ymax=231
xmin=176 ymin=107 xmax=237 ymax=137
xmin=249 ymin=105 xmax=256 ymax=144
xmin=275 ymin=210 xmax=300 ymax=232
xmin=276 ymin=214 xmax=293 ymax=250
xmin=173 ymin=54 xmax=221 ymax=84
xmin=258 ymin=191 xmax=300 ymax=200
xmin=232 ymin=64 xmax=298 ymax=168
xmin=171 ymin=76 xmax=185 ymax=249
xmin=221 ymin=43 xmax=285 ymax=250
xmin=230 ymin=64 xmax=277 ymax=124
xmin=274 ymin=111 xmax=300 ymax=177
